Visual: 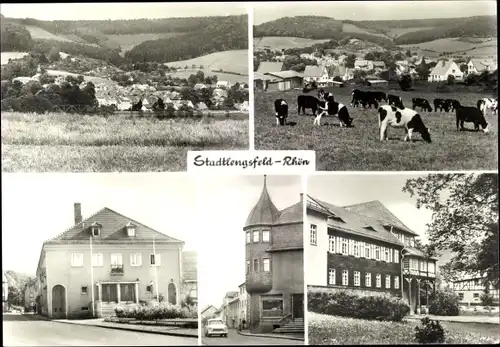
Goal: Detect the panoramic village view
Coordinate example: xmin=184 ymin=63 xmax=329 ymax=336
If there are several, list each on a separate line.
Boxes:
xmin=253 ymin=1 xmax=497 ymax=171
xmin=198 ymin=175 xmax=305 ymax=345
xmin=2 ymin=174 xmax=199 ymax=346
xmin=306 ymin=173 xmax=499 ymax=345
xmin=0 ymin=3 xmax=249 ymax=172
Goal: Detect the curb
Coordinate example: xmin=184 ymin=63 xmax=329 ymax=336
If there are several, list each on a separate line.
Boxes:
xmin=237 ymin=329 xmax=305 ymax=341
xmin=22 ymin=313 xmax=198 ymax=338
xmin=404 ymin=316 xmax=500 ymax=325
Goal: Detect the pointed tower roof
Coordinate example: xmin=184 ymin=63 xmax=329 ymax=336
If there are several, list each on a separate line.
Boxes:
xmin=245 ymin=175 xmax=280 ymax=228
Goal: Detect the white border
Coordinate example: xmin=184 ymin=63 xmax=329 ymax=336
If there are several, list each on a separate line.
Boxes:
xmin=302 ymin=174 xmax=309 ymax=346
xmin=248 ymin=3 xmax=255 ymax=150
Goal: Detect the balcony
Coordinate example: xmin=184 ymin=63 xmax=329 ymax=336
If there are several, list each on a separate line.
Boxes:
xmin=110 ymin=264 xmax=124 ymax=276
xmin=403 ymin=268 xmax=436 ymax=278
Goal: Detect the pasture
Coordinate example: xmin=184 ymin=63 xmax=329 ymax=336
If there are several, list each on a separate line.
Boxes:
xmin=385 ymin=26 xmax=436 ymax=38
xmin=106 ymin=33 xmax=184 ymax=55
xmin=164 ymin=50 xmax=249 ymax=76
xmin=254 ymin=36 xmax=330 ymax=50
xmin=400 ymin=37 xmax=497 ymax=54
xmin=1 ymin=112 xmax=248 ymax=172
xmin=254 ymin=87 xmax=497 ymax=171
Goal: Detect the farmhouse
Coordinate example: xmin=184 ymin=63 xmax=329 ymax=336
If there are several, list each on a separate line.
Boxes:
xmin=466 ymin=59 xmax=498 ymax=75
xmin=331 ymin=65 xmax=354 ymax=81
xmin=306 ymin=196 xmax=438 ymax=315
xmin=264 ymin=70 xmax=304 ymax=91
xmin=245 ymin=176 xmax=304 ymax=333
xmin=35 ymin=203 xmax=186 ymax=319
xmin=428 ymin=59 xmax=464 ymax=82
xmin=452 ymin=274 xmax=499 ymax=307
xmin=303 ymin=65 xmax=329 ymax=85
xmin=256 ymin=62 xmax=284 ymax=74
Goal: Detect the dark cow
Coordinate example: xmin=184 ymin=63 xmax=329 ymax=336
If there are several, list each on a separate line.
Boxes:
xmin=371 ymin=91 xmax=388 ymax=102
xmin=378 ymin=105 xmax=431 ymax=143
xmin=434 ymin=98 xmax=451 ymax=112
xmin=298 ymin=94 xmax=321 ymax=115
xmin=314 ymin=94 xmax=353 ymax=127
xmin=452 ymin=101 xmax=490 ymax=133
xmin=412 ymin=97 xmax=433 ymax=112
xmin=131 ymin=98 xmax=143 ymax=111
xmin=477 ymin=98 xmax=498 ymax=116
xmin=388 ymin=94 xmax=405 ymax=109
xmin=351 ymin=89 xmax=379 ymax=109
xmin=274 ymin=98 xmax=288 ymax=126
xmin=445 ymin=99 xmax=459 ymax=112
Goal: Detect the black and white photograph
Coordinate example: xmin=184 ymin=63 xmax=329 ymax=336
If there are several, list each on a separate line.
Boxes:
xmin=305 ymin=173 xmax=499 ymax=344
xmin=0 ymin=2 xmax=249 ymax=172
xmin=2 ymin=173 xmax=199 ymax=346
xmin=197 ymin=175 xmax=305 ymax=345
xmin=253 ymin=1 xmax=497 ymax=171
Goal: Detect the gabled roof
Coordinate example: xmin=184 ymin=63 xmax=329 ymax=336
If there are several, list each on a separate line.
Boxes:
xmin=245 ymin=176 xmax=280 ymax=228
xmin=225 ymin=291 xmax=239 ymax=298
xmin=469 ymin=59 xmax=497 ymax=72
xmin=429 ymin=59 xmax=459 ymax=76
xmin=257 ymin=62 xmax=284 ymax=74
xmin=303 ymin=65 xmax=325 ymax=77
xmin=45 ymin=207 xmax=183 ymax=245
xmin=201 ymin=305 xmax=217 ymax=315
xmin=265 ymin=70 xmax=303 ymax=79
xmin=254 ymin=72 xmax=273 ymax=81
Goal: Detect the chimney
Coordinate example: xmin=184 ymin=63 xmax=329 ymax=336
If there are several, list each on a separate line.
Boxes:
xmin=300 ymin=193 xmax=304 ymax=202
xmin=74 ymin=203 xmax=82 ymax=225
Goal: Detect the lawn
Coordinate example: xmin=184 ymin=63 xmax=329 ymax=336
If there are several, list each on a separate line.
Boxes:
xmin=1 ymin=112 xmax=248 ymax=172
xmin=308 ymin=312 xmax=500 ymax=345
xmin=254 ymin=87 xmax=498 ymax=171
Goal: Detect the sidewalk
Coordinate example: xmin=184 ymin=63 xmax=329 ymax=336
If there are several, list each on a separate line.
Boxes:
xmin=405 ymin=314 xmax=500 ymax=325
xmin=237 ymin=329 xmax=305 ymax=341
xmin=23 ymin=313 xmax=198 ymax=338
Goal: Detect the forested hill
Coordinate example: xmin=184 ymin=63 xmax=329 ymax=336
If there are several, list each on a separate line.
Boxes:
xmin=254 ymin=15 xmax=497 ymax=47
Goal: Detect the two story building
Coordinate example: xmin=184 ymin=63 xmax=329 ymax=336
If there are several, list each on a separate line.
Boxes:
xmin=306 ymin=196 xmax=437 ymax=315
xmin=452 ymin=275 xmax=500 ymax=306
xmin=35 ymin=203 xmax=185 ymax=319
xmin=238 ymin=282 xmax=249 ymax=327
xmin=245 ymin=176 xmax=304 ymax=333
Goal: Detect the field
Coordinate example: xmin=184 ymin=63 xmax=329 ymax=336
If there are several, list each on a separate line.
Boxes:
xmin=254 ymin=36 xmax=330 ymax=50
xmin=0 ymin=52 xmax=29 ymax=65
xmin=24 ymin=25 xmax=75 ymax=43
xmin=105 ymin=33 xmax=184 ymax=55
xmin=342 ymin=23 xmax=388 ymax=38
xmin=308 ymin=312 xmax=500 ymax=345
xmin=400 ymin=37 xmax=498 ymax=53
xmin=1 ymin=112 xmax=248 ymax=172
xmin=254 ymin=87 xmax=498 ymax=171
xmin=386 ymin=27 xmax=436 ymax=38
xmin=165 ymin=49 xmax=248 ymax=75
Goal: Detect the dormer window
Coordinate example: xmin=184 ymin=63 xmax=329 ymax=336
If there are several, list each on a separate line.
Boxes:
xmin=126 ymin=222 xmax=137 ymax=237
xmin=363 ymin=226 xmax=376 ymax=232
xmin=90 ymin=222 xmax=102 ymax=237
xmin=330 ymin=216 xmax=345 ymax=223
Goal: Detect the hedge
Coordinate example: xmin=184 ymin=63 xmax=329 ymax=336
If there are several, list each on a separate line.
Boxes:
xmin=308 ymin=288 xmax=410 ymax=322
xmin=114 ymin=302 xmax=198 ymax=320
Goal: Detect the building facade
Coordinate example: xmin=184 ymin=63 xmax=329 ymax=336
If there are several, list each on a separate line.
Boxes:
xmin=24 ymin=278 xmax=38 ymax=312
xmin=245 ymin=177 xmax=304 ymax=333
xmin=306 ymin=196 xmax=437 ymax=314
xmin=36 ymin=203 xmax=185 ymax=319
xmin=238 ymin=282 xmax=249 ymax=326
xmin=180 ymin=251 xmax=198 ymax=304
xmin=453 ymin=276 xmax=500 ymax=306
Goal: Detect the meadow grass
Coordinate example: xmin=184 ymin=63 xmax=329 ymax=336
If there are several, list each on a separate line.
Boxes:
xmin=255 ymin=87 xmax=498 ymax=171
xmin=1 ymin=112 xmax=248 ymax=172
xmin=308 ymin=312 xmax=500 ymax=345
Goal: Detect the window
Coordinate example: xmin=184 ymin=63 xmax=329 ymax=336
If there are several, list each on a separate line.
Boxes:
xmin=342 ymin=270 xmax=349 ymax=286
xmin=130 ymin=253 xmax=142 ymax=267
xmin=341 ymin=238 xmax=348 ymax=255
xmin=385 ymin=275 xmax=391 ymax=289
xmin=394 ymin=249 xmax=399 ymax=263
xmin=149 ymin=253 xmax=161 ymax=266
xmin=111 ymin=253 xmax=123 ymax=265
xmin=127 ymin=226 xmax=136 ymax=237
xmin=263 ymin=258 xmax=270 ymax=272
xmin=394 ymin=276 xmax=400 ymax=289
xmin=428 ymin=262 xmax=435 ymax=274
xmin=420 ymin=260 xmax=426 ymax=272
xmin=253 ymin=231 xmax=260 ymax=243
xmin=403 ymin=258 xmax=410 ymax=269
xmin=365 ymin=273 xmax=371 ymax=287
xmin=262 ymin=230 xmax=270 ymax=242
xmin=410 ymin=258 xmax=418 ymax=270
xmin=71 ymin=253 xmax=84 ymax=267
xmin=354 ymin=271 xmax=360 ymax=287
xmin=328 ymin=235 xmax=335 ymax=252
xmin=348 ymin=239 xmax=354 ymax=256
xmin=375 ymin=246 xmax=380 ymax=260
xmin=458 ymin=293 xmax=464 ymax=300
xmin=81 ymin=286 xmax=88 ymax=295
xmin=354 ymin=241 xmax=359 ymax=257
xmin=92 ymin=227 xmax=100 ymax=237
xmin=81 ymin=306 xmax=89 ymax=311
xmin=246 ymin=260 xmax=250 ymax=274
xmin=261 ymin=295 xmax=283 ymax=318
xmin=328 ymin=269 xmax=336 ymax=285
xmin=246 ymin=232 xmax=251 ymax=244
xmin=310 ymin=224 xmax=317 ymax=245
xmin=473 ymin=293 xmax=480 ymax=299
xmin=376 ymin=274 xmax=381 ymax=288
xmin=384 ymin=248 xmax=390 ymax=262
xmin=365 ymin=243 xmax=370 ymax=258
xmin=253 ymin=259 xmax=259 ymax=273
xmin=92 ymin=253 xmax=103 ymax=267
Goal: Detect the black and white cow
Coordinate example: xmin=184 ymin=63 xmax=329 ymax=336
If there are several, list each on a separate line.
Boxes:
xmin=274 ymin=98 xmax=288 ymax=126
xmin=351 ymin=89 xmax=379 ymax=108
xmin=297 ymin=94 xmax=321 ymax=115
xmin=387 ymin=94 xmax=405 ymax=109
xmin=378 ymin=105 xmax=432 ymax=143
xmin=317 ymin=88 xmax=333 ymax=101
xmin=412 ymin=97 xmax=433 ymax=112
xmin=434 ymin=98 xmax=451 ymax=112
xmin=477 ymin=98 xmax=498 ymax=116
xmin=445 ymin=99 xmax=459 ymax=112
xmin=314 ymin=94 xmax=353 ymax=127
xmin=452 ymin=101 xmax=490 ymax=133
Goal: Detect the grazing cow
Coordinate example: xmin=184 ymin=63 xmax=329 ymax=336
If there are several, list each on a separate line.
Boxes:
xmin=434 ymin=98 xmax=450 ymax=112
xmin=351 ymin=89 xmax=379 ymax=108
xmin=388 ymin=94 xmax=405 ymax=109
xmin=477 ymin=98 xmax=498 ymax=116
xmin=371 ymin=91 xmax=388 ymax=102
xmin=298 ymin=94 xmax=322 ymax=115
xmin=452 ymin=101 xmax=490 ymax=133
xmin=317 ymin=88 xmax=332 ymax=101
xmin=412 ymin=97 xmax=433 ymax=112
xmin=274 ymin=98 xmax=288 ymax=126
xmin=445 ymin=99 xmax=459 ymax=112
xmin=378 ymin=105 xmax=432 ymax=143
xmin=314 ymin=95 xmax=353 ymax=127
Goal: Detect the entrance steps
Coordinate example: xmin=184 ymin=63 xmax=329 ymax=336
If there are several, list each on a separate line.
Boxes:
xmin=272 ymin=318 xmax=304 ymax=334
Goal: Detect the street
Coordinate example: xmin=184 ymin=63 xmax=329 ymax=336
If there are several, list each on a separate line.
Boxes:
xmin=3 ymin=313 xmax=197 ymax=346
xmin=202 ymin=329 xmax=304 ymax=345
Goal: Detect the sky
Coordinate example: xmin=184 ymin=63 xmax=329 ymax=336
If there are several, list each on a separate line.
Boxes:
xmin=1 ymin=173 xmax=197 ymax=276
xmin=307 ymin=173 xmax=433 ymax=244
xmin=196 ymin=174 xmax=303 ymax=310
xmin=253 ymin=1 xmax=497 ymax=24
xmin=0 ymin=2 xmax=248 ymax=21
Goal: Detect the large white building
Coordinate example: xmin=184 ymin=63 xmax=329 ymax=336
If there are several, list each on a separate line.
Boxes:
xmin=428 ymin=59 xmax=464 ymax=82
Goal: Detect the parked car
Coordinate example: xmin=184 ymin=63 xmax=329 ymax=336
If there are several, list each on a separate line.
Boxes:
xmin=204 ymin=318 xmax=228 ymax=337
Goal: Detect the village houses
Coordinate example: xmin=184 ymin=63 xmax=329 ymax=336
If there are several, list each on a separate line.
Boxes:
xmin=428 ymin=59 xmax=464 ymax=82
xmin=466 ymin=58 xmax=498 ymax=76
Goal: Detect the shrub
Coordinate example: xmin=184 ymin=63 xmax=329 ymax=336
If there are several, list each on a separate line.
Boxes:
xmin=114 ymin=302 xmax=189 ymax=320
xmin=428 ymin=290 xmax=460 ymax=316
xmin=398 ymin=74 xmax=412 ymax=91
xmin=308 ymin=288 xmax=410 ymax=322
xmin=414 ymin=317 xmax=445 ymax=344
